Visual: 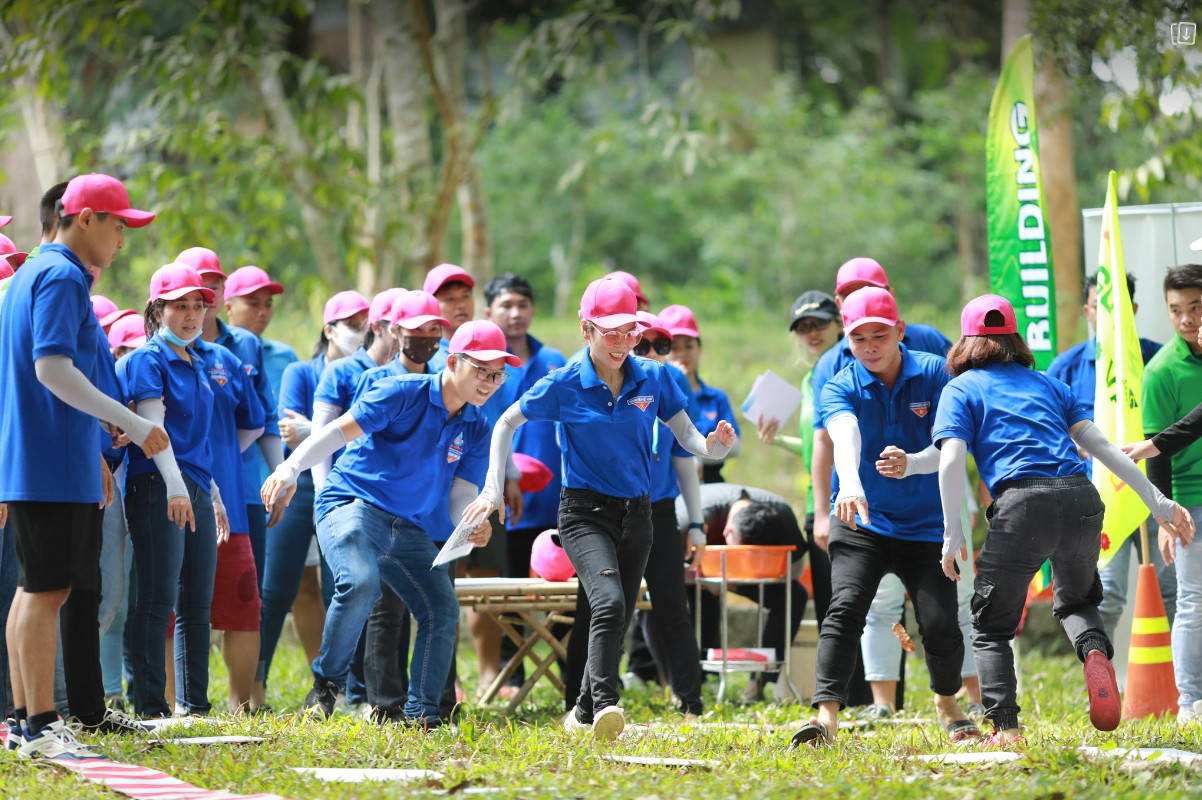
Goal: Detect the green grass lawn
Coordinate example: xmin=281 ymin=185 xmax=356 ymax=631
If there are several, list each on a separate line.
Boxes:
xmin=3 ymin=630 xmax=1201 ymax=799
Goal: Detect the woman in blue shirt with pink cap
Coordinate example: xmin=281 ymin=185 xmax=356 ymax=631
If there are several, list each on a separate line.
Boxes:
xmin=929 ymin=294 xmax=1193 ymax=744
xmin=463 ymin=278 xmax=734 ymax=740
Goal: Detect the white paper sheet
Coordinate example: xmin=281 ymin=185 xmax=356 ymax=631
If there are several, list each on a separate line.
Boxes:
xmin=741 ymin=370 xmax=803 ymax=428
xmin=911 ymin=752 xmax=1022 ymax=764
xmin=149 ymin=736 xmax=269 ymax=745
xmin=432 ymin=512 xmax=484 ymax=567
xmin=293 ymin=768 xmax=445 ymax=783
xmin=600 ymin=754 xmax=717 ymax=767
xmin=1079 ymin=746 xmax=1202 ymax=764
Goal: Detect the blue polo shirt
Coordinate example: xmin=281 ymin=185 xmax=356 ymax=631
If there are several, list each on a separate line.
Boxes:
xmin=695 ymin=378 xmax=739 ymax=439
xmin=1045 ymin=335 xmax=1161 ymax=420
xmin=315 ymin=348 xmax=379 ymax=412
xmin=262 ymin=338 xmax=298 ymax=396
xmin=520 ymin=352 xmax=690 ymax=499
xmin=214 ymin=319 xmax=278 ymax=505
xmin=933 ymin=362 xmax=1089 ymax=494
xmin=353 ymin=358 xmax=419 ymax=405
xmin=278 ymin=355 xmax=326 ymax=459
xmin=0 ymin=243 xmax=108 ymax=503
xmin=818 ymin=345 xmax=947 ymax=541
xmin=650 ymin=361 xmax=695 ymax=503
xmin=118 ymin=333 xmax=216 ymax=490
xmin=428 ymin=338 xmax=451 ymax=373
xmin=812 ymin=322 xmax=952 ymax=430
xmin=195 ymin=340 xmax=266 ymax=533
xmin=316 ymin=373 xmax=492 ymax=540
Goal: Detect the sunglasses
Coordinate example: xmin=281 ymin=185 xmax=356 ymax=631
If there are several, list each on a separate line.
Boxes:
xmin=793 ymin=318 xmax=834 ymax=335
xmin=589 ymin=323 xmax=642 ymax=347
xmin=633 ymin=338 xmax=671 ymax=356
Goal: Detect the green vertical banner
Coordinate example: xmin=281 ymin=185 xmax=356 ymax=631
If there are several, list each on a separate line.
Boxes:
xmin=986 ymin=34 xmax=1057 ymax=369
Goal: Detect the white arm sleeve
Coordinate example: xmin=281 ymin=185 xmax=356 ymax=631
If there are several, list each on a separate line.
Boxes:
xmin=34 ymin=355 xmax=154 ymax=445
xmin=258 ymin=434 xmax=284 ymax=473
xmin=209 ymin=478 xmax=225 ymax=513
xmin=1072 ymin=420 xmax=1177 ymax=521
xmin=449 ymin=477 xmax=480 ymax=523
xmin=902 ymin=443 xmax=941 ymax=476
xmin=666 ymin=409 xmax=732 ymax=460
xmin=238 ymin=427 xmax=265 ymax=453
xmin=938 ymin=438 xmax=969 ymax=559
xmin=826 ymin=412 xmax=865 ymax=500
xmin=673 ymin=455 xmax=705 ymax=545
xmin=310 ymin=404 xmax=341 ymax=492
xmin=273 ymin=420 xmax=349 ymax=488
xmin=136 ymin=398 xmax=188 ymax=500
xmin=505 ymin=451 xmax=521 ymax=482
xmin=699 ymin=432 xmax=740 ymax=466
xmin=482 ymin=404 xmax=527 ymax=507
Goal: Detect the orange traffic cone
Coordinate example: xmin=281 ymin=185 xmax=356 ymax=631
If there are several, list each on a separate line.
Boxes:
xmin=1121 ymin=564 xmax=1179 ymax=720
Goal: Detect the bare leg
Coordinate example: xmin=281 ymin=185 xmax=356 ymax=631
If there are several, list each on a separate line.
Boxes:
xmin=962 ymin=675 xmax=981 ymax=705
xmin=6 ymin=588 xmax=26 ymax=710
xmin=13 ymin=587 xmax=71 ymax=716
xmin=221 ymin=631 xmax=260 ymax=714
xmin=816 ymin=700 xmax=839 ymax=741
xmin=870 ymin=680 xmax=897 ymax=710
xmin=291 ymin=566 xmax=325 ymax=664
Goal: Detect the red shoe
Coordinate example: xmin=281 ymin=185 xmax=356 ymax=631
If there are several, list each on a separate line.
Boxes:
xmin=1083 ymin=650 xmax=1121 ymax=731
xmin=982 ymin=731 xmax=1026 ymax=749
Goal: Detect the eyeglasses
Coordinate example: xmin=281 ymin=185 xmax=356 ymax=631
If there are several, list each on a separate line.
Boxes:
xmin=633 ymin=338 xmax=671 ymax=356
xmin=589 ymin=324 xmax=642 ymax=347
xmin=458 ymin=355 xmax=509 ymax=385
xmin=793 ymin=318 xmax=833 ymax=335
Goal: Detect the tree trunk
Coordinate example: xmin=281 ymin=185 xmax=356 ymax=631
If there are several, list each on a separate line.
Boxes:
xmin=0 ymin=19 xmax=70 ymax=193
xmin=551 ymin=194 xmax=587 ymax=318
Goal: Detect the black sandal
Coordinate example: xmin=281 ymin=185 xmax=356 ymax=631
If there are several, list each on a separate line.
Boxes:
xmin=789 ymin=719 xmax=831 ymax=748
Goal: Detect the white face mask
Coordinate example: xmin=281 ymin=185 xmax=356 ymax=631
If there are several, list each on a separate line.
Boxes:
xmin=332 ymin=323 xmax=365 ymax=355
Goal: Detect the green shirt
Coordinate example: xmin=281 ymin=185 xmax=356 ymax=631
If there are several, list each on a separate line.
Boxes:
xmin=1142 ymin=333 xmax=1202 ymax=506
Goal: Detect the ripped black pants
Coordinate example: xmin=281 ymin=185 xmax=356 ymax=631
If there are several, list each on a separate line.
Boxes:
xmin=558 ymin=487 xmax=653 ymax=723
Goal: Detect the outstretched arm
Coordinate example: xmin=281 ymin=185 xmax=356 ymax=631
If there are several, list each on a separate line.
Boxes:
xmin=937 ymin=438 xmax=969 ymax=580
xmin=461 ymin=403 xmax=528 ymax=524
xmin=262 ymin=413 xmax=362 ymax=513
xmin=35 ymin=355 xmax=168 ymax=454
xmin=665 ymin=409 xmax=734 ymax=459
xmin=826 ymin=412 xmax=869 ymax=530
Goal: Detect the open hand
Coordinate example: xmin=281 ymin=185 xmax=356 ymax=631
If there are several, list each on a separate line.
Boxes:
xmin=941 ymin=546 xmax=967 ymax=581
xmin=1121 ymin=440 xmax=1160 ymax=463
xmin=261 ymin=468 xmax=298 ymax=515
xmin=756 ymin=417 xmax=779 ymax=446
xmin=168 ymin=495 xmax=195 ymax=532
xmin=834 ymin=494 xmax=870 ymax=530
xmin=214 ymin=503 xmax=230 ymax=544
xmin=706 ymin=420 xmax=736 ymax=453
xmin=1156 ymin=503 xmax=1196 ymax=550
xmin=279 ymin=409 xmax=312 ymax=448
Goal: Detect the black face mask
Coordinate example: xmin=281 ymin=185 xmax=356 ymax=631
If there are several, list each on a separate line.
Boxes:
xmin=402 ymin=335 xmax=440 ymax=365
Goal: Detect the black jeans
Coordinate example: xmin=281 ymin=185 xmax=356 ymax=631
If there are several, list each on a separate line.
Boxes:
xmin=558 ymin=488 xmax=653 ymax=722
xmin=813 ymin=519 xmax=963 ymax=709
xmin=364 ymin=583 xmax=410 ymax=712
xmin=973 ymin=475 xmax=1110 ymax=731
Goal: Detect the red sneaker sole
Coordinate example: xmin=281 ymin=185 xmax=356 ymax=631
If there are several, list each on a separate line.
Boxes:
xmin=1084 ymin=652 xmax=1121 ymax=731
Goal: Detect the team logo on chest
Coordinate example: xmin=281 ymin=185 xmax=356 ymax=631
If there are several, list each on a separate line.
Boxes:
xmin=909 ymin=401 xmax=930 ymax=418
xmin=447 ymin=432 xmax=465 ymax=463
xmin=628 ymin=395 xmax=654 ymax=412
xmin=209 ymin=361 xmax=228 ymax=387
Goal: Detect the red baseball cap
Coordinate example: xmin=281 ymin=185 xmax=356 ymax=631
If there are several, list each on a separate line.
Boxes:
xmin=449 ymin=319 xmax=521 ymax=367
xmin=107 ymin=313 xmax=147 ymax=351
xmin=834 ymin=257 xmax=889 ymax=296
xmin=512 ymin=453 xmax=554 ymax=494
xmin=841 ymin=287 xmax=899 ymax=333
xmin=60 ymin=174 xmax=155 ymax=228
xmin=390 ymin=290 xmax=449 ymax=329
xmin=658 ymin=304 xmax=701 ymax=339
xmin=323 ymin=290 xmax=370 ymax=325
xmin=961 ymin=294 xmax=1018 ymax=336
xmin=579 ymin=278 xmax=640 ymax=329
xmin=423 ymin=263 xmax=475 ymax=295
xmin=635 ymin=310 xmax=670 ymax=338
xmin=0 ymin=234 xmax=28 ymax=270
xmin=603 ymin=270 xmax=648 ymax=306
xmin=225 ymin=265 xmax=283 ymax=298
xmin=150 ymin=263 xmax=216 ymax=304
xmin=176 ymin=247 xmax=226 ymax=279
xmin=90 ymin=295 xmax=137 ymax=328
xmin=368 ymin=287 xmax=406 ymax=324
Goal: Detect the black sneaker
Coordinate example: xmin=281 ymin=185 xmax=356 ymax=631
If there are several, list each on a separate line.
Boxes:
xmin=370 ymin=705 xmax=408 ymax=726
xmin=302 ymin=677 xmax=339 ymax=720
xmin=78 ymin=707 xmax=153 ymax=735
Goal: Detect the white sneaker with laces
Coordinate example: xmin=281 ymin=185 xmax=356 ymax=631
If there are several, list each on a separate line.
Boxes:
xmin=1179 ymin=701 xmax=1202 ymax=727
xmin=592 ymin=705 xmax=625 ymax=741
xmin=563 ymin=706 xmax=591 ymax=735
xmin=17 ymin=720 xmax=107 ymax=760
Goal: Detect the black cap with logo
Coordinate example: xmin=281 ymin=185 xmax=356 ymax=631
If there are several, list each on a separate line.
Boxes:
xmin=788 ymin=290 xmax=839 ymax=331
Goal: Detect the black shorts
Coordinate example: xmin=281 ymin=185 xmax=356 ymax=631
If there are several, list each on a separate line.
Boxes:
xmin=463 ymin=510 xmax=508 ymax=574
xmin=6 ymin=501 xmax=103 ymax=593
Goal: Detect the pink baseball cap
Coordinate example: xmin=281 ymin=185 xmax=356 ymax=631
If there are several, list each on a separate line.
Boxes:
xmin=961 ymin=294 xmax=1018 ymax=336
xmin=225 ymin=265 xmax=284 ymax=298
xmin=149 ymin=263 xmax=216 ymax=304
xmin=324 ymin=290 xmax=370 ymax=325
xmin=91 ymin=295 xmax=137 ymax=328
xmin=0 ymin=215 xmax=10 ymax=229
xmin=107 ymin=313 xmax=147 ymax=351
xmin=841 ymin=287 xmax=899 ymax=333
xmin=0 ymin=262 xmax=12 ymax=281
xmin=579 ymin=278 xmax=640 ymax=329
xmin=603 ymin=270 xmax=648 ymax=306
xmin=834 ymin=257 xmax=890 ymax=296
xmin=423 ymin=263 xmax=475 ymax=295
xmin=368 ymin=287 xmax=406 ymax=324
xmin=449 ymin=319 xmax=521 ymax=367
xmin=390 ymin=290 xmax=449 ymax=329
xmin=658 ymin=304 xmax=701 ymax=339
xmin=530 ymin=529 xmax=575 ymax=581
xmin=635 ymin=310 xmax=670 ymax=338
xmin=0 ymin=234 xmax=28 ymax=270
xmin=60 ymin=174 xmax=155 ymax=228
xmin=176 ymin=247 xmax=226 ymax=279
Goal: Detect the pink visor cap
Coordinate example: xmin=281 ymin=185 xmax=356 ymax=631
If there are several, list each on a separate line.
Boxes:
xmin=107 ymin=314 xmax=147 ymax=351
xmin=91 ymin=295 xmax=137 ymax=328
xmin=841 ymin=287 xmax=899 ymax=333
xmin=603 ymin=270 xmax=648 ymax=306
xmin=0 ymin=234 xmax=28 ymax=270
xmin=225 ymin=265 xmax=283 ymax=298
xmin=368 ymin=287 xmax=406 ymax=324
xmin=423 ymin=263 xmax=475 ymax=295
xmin=961 ymin=294 xmax=1018 ymax=336
xmin=658 ymin=304 xmax=701 ymax=339
xmin=324 ymin=290 xmax=371 ymax=325
xmin=579 ymin=278 xmax=640 ymax=329
xmin=390 ymin=290 xmax=449 ymax=329
xmin=834 ymin=257 xmax=889 ymax=296
xmin=449 ymin=319 xmax=521 ymax=367
xmin=60 ymin=174 xmax=155 ymax=228
xmin=150 ymin=263 xmax=216 ymax=304
xmin=635 ymin=310 xmax=670 ymax=338
xmin=176 ymin=247 xmax=225 ymax=279
xmin=531 ymin=529 xmax=575 ymax=582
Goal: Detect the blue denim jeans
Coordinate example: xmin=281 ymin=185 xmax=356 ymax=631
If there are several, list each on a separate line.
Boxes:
xmin=100 ymin=536 xmax=133 ymax=697
xmin=0 ymin=521 xmax=16 ymax=716
xmin=1098 ymin=519 xmax=1176 ymax=639
xmin=313 ymin=499 xmax=457 ymax=723
xmin=1172 ymin=505 xmax=1202 ymax=711
xmin=125 ymin=472 xmax=218 ymax=717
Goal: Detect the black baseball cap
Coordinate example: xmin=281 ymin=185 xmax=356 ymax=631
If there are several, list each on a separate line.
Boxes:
xmin=788 ymin=290 xmax=839 ymax=331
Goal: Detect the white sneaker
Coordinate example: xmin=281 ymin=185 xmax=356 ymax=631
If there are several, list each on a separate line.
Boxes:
xmin=563 ymin=707 xmax=591 ymax=735
xmin=17 ymin=720 xmax=107 ymax=760
xmin=1180 ymin=702 xmax=1202 ymax=727
xmin=592 ymin=705 xmax=625 ymax=741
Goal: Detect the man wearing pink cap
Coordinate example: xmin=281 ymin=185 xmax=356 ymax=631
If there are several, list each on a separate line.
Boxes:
xmin=462 ymin=278 xmax=733 ymax=739
xmin=0 ymin=173 xmax=168 ymax=757
xmin=423 ymin=263 xmax=475 ymax=372
xmin=261 ymin=320 xmax=514 ymax=728
xmin=222 ymin=265 xmax=297 ymax=407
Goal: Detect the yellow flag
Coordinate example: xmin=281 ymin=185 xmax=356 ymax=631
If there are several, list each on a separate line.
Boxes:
xmin=1094 ymin=170 xmax=1147 ymax=569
